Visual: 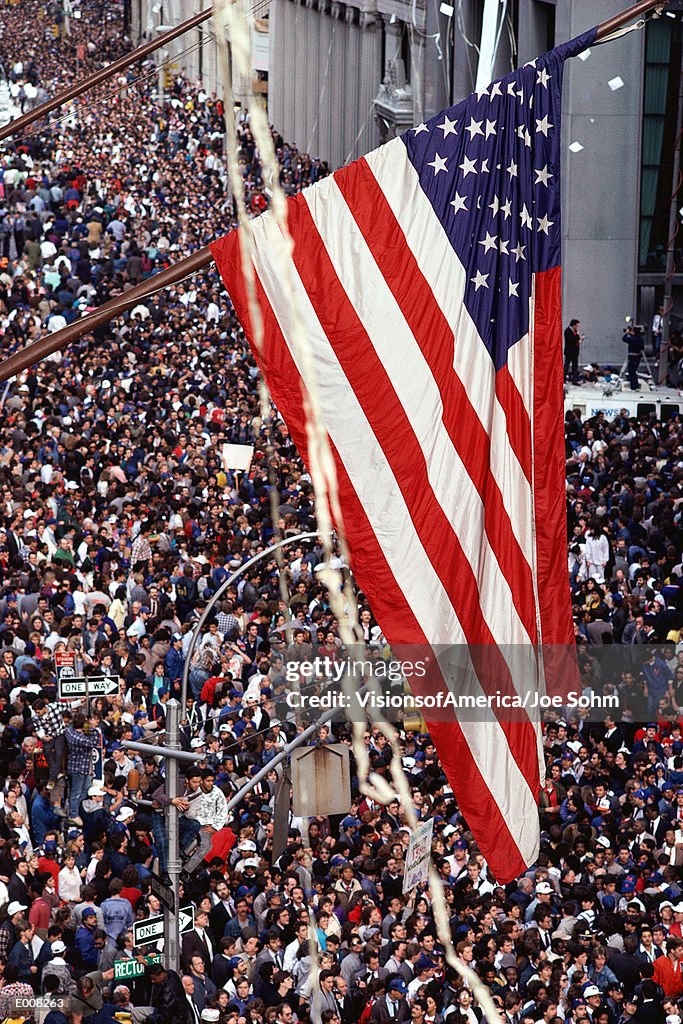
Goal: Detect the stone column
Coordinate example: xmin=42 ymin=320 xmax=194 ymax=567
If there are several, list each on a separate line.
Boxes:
xmin=304 ymin=0 xmax=320 ymax=153
xmin=358 ymin=5 xmax=380 ymax=156
xmin=329 ymin=1 xmax=347 ymax=167
xmin=269 ymin=0 xmax=286 ymax=133
xmin=315 ymin=0 xmax=333 ymax=160
xmin=343 ymin=5 xmax=360 ymax=163
xmin=281 ymin=0 xmax=296 ymax=144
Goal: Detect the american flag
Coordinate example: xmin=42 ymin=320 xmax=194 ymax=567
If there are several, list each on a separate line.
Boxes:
xmin=210 ymin=27 xmax=595 ymax=883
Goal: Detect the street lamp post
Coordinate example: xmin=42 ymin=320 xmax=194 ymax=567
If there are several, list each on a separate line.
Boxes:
xmin=180 ymin=531 xmax=328 ymax=715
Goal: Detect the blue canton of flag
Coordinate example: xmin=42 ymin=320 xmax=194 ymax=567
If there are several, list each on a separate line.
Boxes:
xmin=403 ymin=28 xmax=596 ymax=371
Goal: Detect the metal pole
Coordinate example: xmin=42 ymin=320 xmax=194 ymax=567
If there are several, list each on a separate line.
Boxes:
xmin=0 ymin=7 xmax=213 ymax=142
xmin=595 ymin=0 xmax=666 ymax=41
xmin=157 ymin=51 xmax=166 ymax=106
xmin=0 ymin=246 xmax=213 ymax=383
xmin=121 ymin=739 xmax=203 ymax=763
xmin=658 ymin=37 xmax=683 ymax=385
xmin=164 ymin=699 xmax=181 ymax=972
xmin=180 ymin=531 xmax=327 ymax=715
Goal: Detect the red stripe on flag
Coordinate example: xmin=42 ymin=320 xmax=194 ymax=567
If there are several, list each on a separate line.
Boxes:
xmin=209 ymin=229 xmax=532 ymax=883
xmin=282 ymin=194 xmax=540 ymax=795
xmin=334 ymin=158 xmax=537 ymax=644
xmin=494 ymin=365 xmax=532 ymax=485
xmin=532 ymin=267 xmax=578 ymax=697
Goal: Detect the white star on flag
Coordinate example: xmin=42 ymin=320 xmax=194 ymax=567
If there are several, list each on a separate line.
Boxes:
xmin=520 ymin=204 xmax=533 ymax=229
xmin=479 ymin=232 xmax=498 ymax=254
xmin=489 ymin=82 xmax=503 ymax=98
xmin=509 ymin=279 xmax=520 ymax=297
xmin=438 ymin=115 xmax=457 ymax=137
xmin=537 ymin=67 xmax=551 ymax=88
xmin=465 ymin=117 xmax=484 ymax=139
xmin=499 ymin=238 xmax=509 ymax=255
xmin=413 ymin=123 xmax=429 ymax=135
xmin=507 ymin=160 xmax=518 ymax=179
xmin=428 ymin=152 xmax=448 ymax=176
xmin=459 ymin=155 xmax=477 ymax=178
xmin=480 ymin=158 xmax=490 ymax=173
xmin=537 ymin=214 xmax=554 ymax=234
xmin=513 ymin=242 xmax=526 ymax=262
xmin=535 ymin=165 xmax=553 ymax=187
xmin=501 ymin=199 xmax=512 ymax=219
xmin=450 ymin=192 xmax=468 ymax=214
xmin=471 ymin=270 xmax=489 ymax=290
xmin=489 ymin=196 xmax=499 ymax=216
xmin=536 ymin=115 xmax=553 ymax=137
xmin=485 ymin=119 xmax=497 ymax=139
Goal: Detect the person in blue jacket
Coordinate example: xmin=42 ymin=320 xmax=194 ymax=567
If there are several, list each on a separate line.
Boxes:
xmin=30 ymin=782 xmax=62 ymax=847
xmin=75 ymin=907 xmax=99 ymax=971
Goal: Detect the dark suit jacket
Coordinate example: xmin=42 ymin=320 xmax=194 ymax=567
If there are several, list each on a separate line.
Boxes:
xmin=337 ymin=992 xmax=364 ymax=1024
xmin=209 ymin=902 xmax=230 ymax=946
xmin=370 ymin=995 xmax=412 ymax=1022
xmin=211 ymin=952 xmax=233 ymax=990
xmin=181 ymin=928 xmax=214 ymax=973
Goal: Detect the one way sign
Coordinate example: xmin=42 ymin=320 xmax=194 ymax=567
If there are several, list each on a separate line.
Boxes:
xmin=179 ymin=905 xmax=195 ymax=935
xmin=58 ymin=675 xmax=120 ymax=701
xmin=133 ymin=915 xmax=164 ymax=946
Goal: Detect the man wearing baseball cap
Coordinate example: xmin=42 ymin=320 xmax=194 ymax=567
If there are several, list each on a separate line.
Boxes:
xmin=370 ymin=977 xmax=411 ymax=1021
xmin=583 ymin=985 xmax=603 ymax=1017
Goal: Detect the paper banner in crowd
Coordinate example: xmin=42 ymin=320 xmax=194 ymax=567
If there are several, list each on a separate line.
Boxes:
xmin=222 ymin=443 xmax=254 ymax=473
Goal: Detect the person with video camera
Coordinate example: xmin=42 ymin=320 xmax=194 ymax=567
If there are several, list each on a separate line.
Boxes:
xmin=622 ymin=323 xmax=645 ymax=390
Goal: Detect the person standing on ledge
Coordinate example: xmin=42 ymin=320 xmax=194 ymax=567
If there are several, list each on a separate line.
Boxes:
xmin=564 ymin=318 xmax=582 ymax=384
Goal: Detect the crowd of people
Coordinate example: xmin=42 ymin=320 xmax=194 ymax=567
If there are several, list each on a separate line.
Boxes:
xmin=0 ymin=1 xmax=682 ymax=1023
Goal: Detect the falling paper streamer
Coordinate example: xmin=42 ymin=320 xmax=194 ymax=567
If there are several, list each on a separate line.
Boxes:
xmin=608 ymin=75 xmax=624 ymax=90
xmin=569 ymin=141 xmax=585 ymax=153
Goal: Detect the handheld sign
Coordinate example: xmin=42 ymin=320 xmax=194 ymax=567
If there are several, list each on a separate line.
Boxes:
xmin=403 ymin=818 xmax=435 ymax=894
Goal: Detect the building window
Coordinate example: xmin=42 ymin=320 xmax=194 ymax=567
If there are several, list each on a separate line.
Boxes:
xmin=639 ymin=19 xmax=681 ymax=271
